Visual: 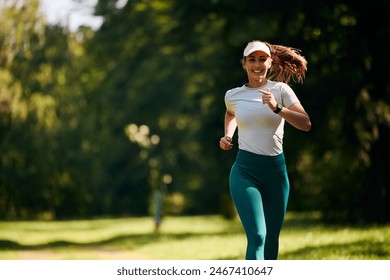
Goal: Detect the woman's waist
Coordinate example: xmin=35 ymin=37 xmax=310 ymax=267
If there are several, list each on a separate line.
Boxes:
xmin=234 ymin=149 xmax=286 ymax=171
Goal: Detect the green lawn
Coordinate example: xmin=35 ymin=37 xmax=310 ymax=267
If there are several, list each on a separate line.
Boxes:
xmin=0 ymin=212 xmax=389 ymax=260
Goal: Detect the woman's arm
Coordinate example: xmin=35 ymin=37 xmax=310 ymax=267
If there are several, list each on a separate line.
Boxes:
xmin=220 ymin=111 xmax=237 ymax=150
xmin=260 ymin=89 xmax=312 ymax=132
xmin=279 ymin=103 xmax=312 ymax=132
xmin=224 ymin=110 xmax=237 ymax=137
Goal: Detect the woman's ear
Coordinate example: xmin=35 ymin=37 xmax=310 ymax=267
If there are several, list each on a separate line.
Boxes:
xmin=241 ymin=58 xmax=246 ymax=70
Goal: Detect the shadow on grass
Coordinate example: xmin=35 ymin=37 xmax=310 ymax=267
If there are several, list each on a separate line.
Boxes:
xmin=1 ymin=214 xmax=389 ymax=260
xmin=280 ymin=240 xmax=389 ymax=260
xmin=0 ymin=231 xmax=241 ymax=252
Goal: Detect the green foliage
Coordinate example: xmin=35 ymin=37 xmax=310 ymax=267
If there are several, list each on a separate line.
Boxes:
xmin=0 ymin=0 xmax=67 ymax=218
xmin=0 ymin=0 xmax=389 ymax=223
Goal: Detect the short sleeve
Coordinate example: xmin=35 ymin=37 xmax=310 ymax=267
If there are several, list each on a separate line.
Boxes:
xmin=278 ymin=83 xmax=300 ymax=108
xmin=224 ymin=89 xmax=234 ymax=113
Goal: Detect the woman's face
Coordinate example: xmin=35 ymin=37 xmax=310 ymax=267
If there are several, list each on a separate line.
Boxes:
xmin=242 ymin=51 xmax=271 ymax=83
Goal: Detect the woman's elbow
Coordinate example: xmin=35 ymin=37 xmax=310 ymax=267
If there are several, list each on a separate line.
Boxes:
xmin=303 ymin=120 xmax=312 ymax=132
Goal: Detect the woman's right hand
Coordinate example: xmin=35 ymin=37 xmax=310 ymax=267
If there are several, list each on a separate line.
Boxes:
xmin=219 ymin=136 xmax=233 ymax=150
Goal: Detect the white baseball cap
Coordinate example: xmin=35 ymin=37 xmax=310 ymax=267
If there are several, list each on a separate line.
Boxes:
xmin=243 ymin=41 xmax=271 ymax=57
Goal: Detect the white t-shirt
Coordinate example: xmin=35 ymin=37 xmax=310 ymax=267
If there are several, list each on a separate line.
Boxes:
xmin=225 ymin=80 xmax=300 ymax=156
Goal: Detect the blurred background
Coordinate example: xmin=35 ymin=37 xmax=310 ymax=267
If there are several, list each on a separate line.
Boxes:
xmin=0 ymin=0 xmax=389 ymax=225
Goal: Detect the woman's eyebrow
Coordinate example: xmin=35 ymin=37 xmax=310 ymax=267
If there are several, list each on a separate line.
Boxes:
xmin=248 ymin=55 xmax=267 ymax=59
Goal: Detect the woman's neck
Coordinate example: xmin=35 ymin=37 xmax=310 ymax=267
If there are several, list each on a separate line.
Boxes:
xmin=246 ymin=79 xmax=267 ymax=88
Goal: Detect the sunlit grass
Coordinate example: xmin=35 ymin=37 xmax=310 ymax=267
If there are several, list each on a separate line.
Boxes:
xmin=0 ymin=213 xmax=389 ymax=260
xmin=279 ymin=213 xmax=390 ymax=260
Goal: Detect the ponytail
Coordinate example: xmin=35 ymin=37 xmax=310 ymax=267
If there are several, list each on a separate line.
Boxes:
xmin=265 ymin=43 xmax=307 ymax=84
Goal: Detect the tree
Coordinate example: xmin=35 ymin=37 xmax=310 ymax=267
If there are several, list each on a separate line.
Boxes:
xmin=1 ymin=0 xmax=388 ymax=223
xmin=0 ymin=0 xmax=90 ymax=218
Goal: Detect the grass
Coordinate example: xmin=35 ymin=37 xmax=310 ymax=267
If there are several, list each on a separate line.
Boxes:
xmin=0 ymin=212 xmax=389 ymax=260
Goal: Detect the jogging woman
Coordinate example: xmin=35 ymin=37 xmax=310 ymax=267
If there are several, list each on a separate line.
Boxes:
xmin=219 ymin=40 xmax=311 ymax=260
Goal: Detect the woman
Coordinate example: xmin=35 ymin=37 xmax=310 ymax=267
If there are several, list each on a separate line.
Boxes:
xmin=219 ymin=40 xmax=311 ymax=260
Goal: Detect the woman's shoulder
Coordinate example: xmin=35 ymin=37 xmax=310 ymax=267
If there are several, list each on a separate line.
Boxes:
xmin=225 ymin=85 xmax=245 ymax=97
xmin=226 ymin=85 xmax=244 ymax=93
xmin=269 ymin=80 xmax=290 ymax=90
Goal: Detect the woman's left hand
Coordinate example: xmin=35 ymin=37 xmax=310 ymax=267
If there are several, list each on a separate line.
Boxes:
xmin=258 ymin=89 xmax=277 ymax=111
xmin=258 ymin=89 xmax=312 ymax=131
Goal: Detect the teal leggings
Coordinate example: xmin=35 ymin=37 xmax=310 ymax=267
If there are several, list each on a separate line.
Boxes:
xmin=229 ymin=149 xmax=290 ymax=260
